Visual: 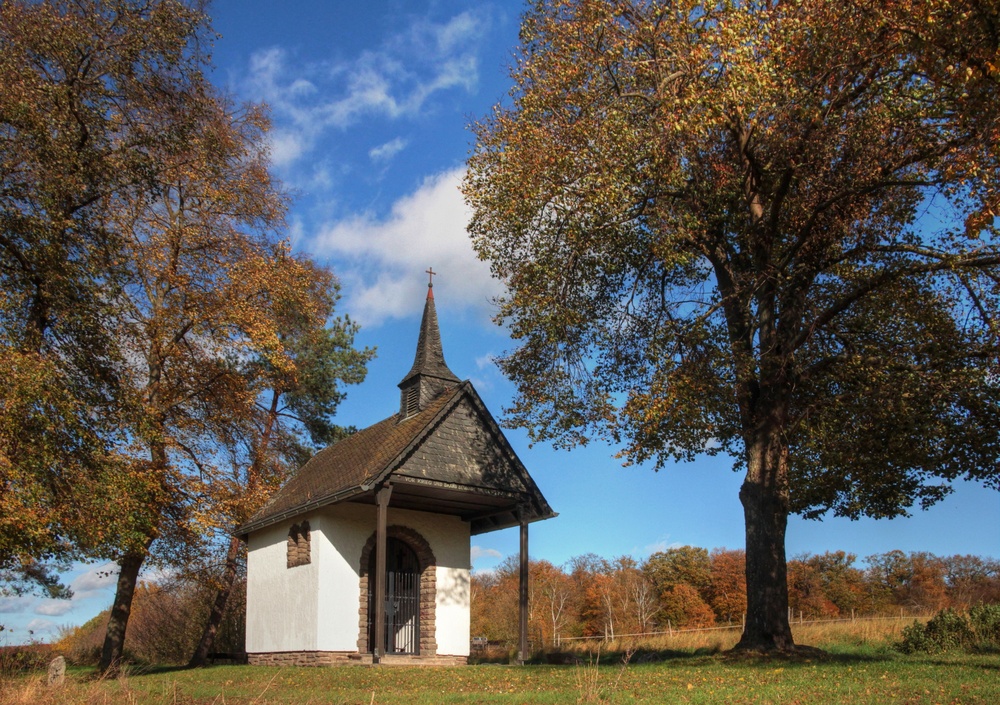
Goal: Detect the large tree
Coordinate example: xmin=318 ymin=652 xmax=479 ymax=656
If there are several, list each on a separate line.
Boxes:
xmin=96 ymin=94 xmax=293 ymax=674
xmin=465 ymin=0 xmax=1000 ymax=651
xmin=0 ymin=0 xmax=216 ymax=598
xmin=1 ymin=0 xmax=373 ymax=669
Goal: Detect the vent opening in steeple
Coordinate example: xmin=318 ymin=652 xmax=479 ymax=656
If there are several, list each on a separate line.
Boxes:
xmin=405 ymin=386 xmax=420 ymax=418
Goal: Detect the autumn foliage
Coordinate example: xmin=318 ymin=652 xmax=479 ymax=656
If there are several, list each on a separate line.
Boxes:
xmin=51 ymin=577 xmax=246 ymax=667
xmin=466 ymin=0 xmax=1000 ymax=651
xmin=0 ymin=0 xmax=372 ymax=673
xmin=471 ymin=548 xmax=1000 ymax=647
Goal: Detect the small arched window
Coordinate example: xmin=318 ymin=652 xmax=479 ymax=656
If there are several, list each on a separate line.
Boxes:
xmin=287 ymin=520 xmax=311 ymax=568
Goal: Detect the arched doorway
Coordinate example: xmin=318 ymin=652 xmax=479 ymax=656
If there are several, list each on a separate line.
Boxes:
xmin=367 ymin=537 xmax=420 ymax=655
xmin=358 ymin=525 xmax=438 ymax=656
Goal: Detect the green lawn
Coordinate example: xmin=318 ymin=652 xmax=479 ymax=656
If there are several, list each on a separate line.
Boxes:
xmin=5 ymin=650 xmax=998 ymax=704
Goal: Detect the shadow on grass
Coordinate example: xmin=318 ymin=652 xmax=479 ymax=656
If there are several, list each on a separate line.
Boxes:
xmin=76 ymin=663 xmax=195 ymax=681
xmin=471 ymin=644 xmax=904 ymax=668
xmin=524 ymin=644 xmax=1000 ymax=674
xmin=906 ymin=654 xmax=1000 ymax=672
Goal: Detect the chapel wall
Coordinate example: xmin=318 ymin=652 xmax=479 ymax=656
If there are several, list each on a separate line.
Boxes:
xmin=245 ymin=518 xmax=320 ymax=653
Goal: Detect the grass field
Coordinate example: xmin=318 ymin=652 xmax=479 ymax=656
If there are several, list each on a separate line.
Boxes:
xmin=2 ymin=620 xmax=998 ymax=704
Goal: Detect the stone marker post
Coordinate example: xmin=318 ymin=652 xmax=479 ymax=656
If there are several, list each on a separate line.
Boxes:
xmin=47 ymin=655 xmax=66 ymax=687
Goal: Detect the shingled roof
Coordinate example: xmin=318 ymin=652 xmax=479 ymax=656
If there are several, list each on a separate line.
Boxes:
xmin=238 ymin=281 xmax=555 ymax=537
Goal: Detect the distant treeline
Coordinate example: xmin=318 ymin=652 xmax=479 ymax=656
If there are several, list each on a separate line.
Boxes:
xmin=472 ymin=548 xmax=1000 ymax=646
xmin=53 ymin=546 xmax=1000 ymax=663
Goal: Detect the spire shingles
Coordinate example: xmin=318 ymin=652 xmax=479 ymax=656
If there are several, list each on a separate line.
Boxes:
xmin=398 ymin=278 xmax=460 ymax=417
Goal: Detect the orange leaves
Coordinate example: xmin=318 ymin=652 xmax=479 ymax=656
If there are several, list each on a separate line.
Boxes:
xmin=660 ymin=582 xmax=717 ymax=629
xmin=2 ymin=1 xmax=370 ymax=597
xmin=467 ymin=0 xmax=1000 ymax=504
xmin=708 ymin=549 xmax=747 ymax=623
xmin=0 ymin=350 xmax=114 ymax=570
xmin=964 ymin=205 xmax=998 ymax=238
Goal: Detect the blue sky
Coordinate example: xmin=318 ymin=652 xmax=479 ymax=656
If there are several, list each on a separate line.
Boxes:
xmin=3 ymin=0 xmax=998 ymax=644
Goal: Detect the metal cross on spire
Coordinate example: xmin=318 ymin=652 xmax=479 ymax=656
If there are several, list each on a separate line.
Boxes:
xmin=426 ymin=267 xmax=437 ymax=287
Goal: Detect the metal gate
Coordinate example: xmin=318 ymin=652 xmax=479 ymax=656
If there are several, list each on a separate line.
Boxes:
xmin=368 ymin=537 xmax=420 ymax=655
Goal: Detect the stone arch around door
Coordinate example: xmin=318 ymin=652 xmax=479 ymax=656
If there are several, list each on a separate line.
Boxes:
xmin=357 ymin=525 xmax=437 ymax=656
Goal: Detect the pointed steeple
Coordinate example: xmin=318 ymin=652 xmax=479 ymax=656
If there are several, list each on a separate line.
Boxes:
xmin=398 ymin=271 xmax=460 ymax=418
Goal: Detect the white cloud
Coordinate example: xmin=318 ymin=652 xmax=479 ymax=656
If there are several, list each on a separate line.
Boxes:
xmin=642 ymin=537 xmax=683 ymax=556
xmin=471 ymin=546 xmax=503 ymax=564
xmin=287 ymin=78 xmax=317 ymax=97
xmin=70 ymin=563 xmax=118 ymax=599
xmin=474 ymin=353 xmax=496 ymax=370
xmin=1 ymin=563 xmax=118 ymax=625
xmin=248 ymin=46 xmax=284 ymax=87
xmin=35 ymin=600 xmax=74 ymax=617
xmin=369 ymin=137 xmax=409 ymax=163
xmin=244 ymin=11 xmax=486 ymax=169
xmin=432 ymin=12 xmax=483 ymax=53
xmin=311 ymin=167 xmax=503 ymax=326
xmin=25 ymin=618 xmax=57 ymax=637
xmin=468 ymin=376 xmax=494 ymax=393
xmin=0 ymin=596 xmax=29 ymax=614
xmin=268 ymin=129 xmax=308 ymax=168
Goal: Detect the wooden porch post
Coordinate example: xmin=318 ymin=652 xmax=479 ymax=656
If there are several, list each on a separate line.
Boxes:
xmin=518 ymin=511 xmax=529 ymax=664
xmin=373 ymin=483 xmax=392 ymax=663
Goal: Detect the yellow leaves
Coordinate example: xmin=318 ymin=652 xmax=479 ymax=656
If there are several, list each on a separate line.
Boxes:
xmin=465 ymin=0 xmax=1000 ymax=494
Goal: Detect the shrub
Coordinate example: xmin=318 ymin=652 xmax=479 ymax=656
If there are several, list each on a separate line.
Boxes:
xmin=54 ymin=576 xmax=247 ymax=666
xmin=659 ymin=583 xmax=716 ymax=629
xmin=0 ymin=643 xmax=55 ymax=676
xmin=897 ymin=606 xmax=999 ymax=654
xmin=968 ymin=603 xmax=1000 ymax=650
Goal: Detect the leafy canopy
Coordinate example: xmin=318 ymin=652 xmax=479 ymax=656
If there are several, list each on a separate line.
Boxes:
xmin=0 ymin=0 xmax=373 ymax=603
xmin=465 ymin=0 xmax=1000 ymax=521
xmin=0 ymin=0 xmax=218 ymax=594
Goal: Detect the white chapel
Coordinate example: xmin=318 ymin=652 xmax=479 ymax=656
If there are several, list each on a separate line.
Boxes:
xmin=239 ymin=277 xmax=555 ymax=665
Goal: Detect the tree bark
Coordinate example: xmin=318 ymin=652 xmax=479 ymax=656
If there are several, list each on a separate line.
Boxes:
xmin=734 ymin=439 xmax=795 ymax=651
xmin=735 ymin=480 xmax=794 ymax=650
xmin=188 ymin=534 xmax=242 ymax=667
xmin=99 ymin=549 xmax=147 ymax=676
xmin=100 ymin=401 xmax=164 ymax=675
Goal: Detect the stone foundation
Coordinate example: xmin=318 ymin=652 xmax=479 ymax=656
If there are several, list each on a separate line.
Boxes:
xmin=248 ymin=651 xmax=360 ymax=667
xmin=247 ymin=651 xmax=468 ymax=667
xmin=378 ymin=654 xmax=468 ymax=666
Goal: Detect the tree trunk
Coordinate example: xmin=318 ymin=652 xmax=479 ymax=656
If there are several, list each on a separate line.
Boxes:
xmin=100 ymin=419 xmax=164 ymax=676
xmin=188 ymin=535 xmax=242 ymax=667
xmin=734 ymin=460 xmax=795 ymax=651
xmin=188 ymin=388 xmax=277 ymax=666
xmin=99 ymin=550 xmax=147 ymax=676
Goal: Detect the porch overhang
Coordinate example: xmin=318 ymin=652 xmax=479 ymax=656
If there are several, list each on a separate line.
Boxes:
xmin=343 ymin=477 xmax=556 ymax=535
